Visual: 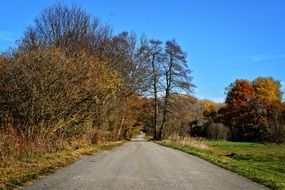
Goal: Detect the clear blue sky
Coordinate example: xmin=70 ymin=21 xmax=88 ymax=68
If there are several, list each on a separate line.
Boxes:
xmin=1 ymin=0 xmax=285 ymax=102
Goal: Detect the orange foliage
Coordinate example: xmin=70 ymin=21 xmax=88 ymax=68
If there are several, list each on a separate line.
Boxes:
xmin=225 ymin=79 xmax=255 ymax=107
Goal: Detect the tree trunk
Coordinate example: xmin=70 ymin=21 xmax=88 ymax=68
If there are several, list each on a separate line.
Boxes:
xmin=153 ymin=91 xmax=158 ymax=139
xmin=158 ymin=90 xmax=169 ymax=140
xmin=158 ymin=56 xmax=172 ymax=140
xmin=117 ymin=116 xmax=125 ymax=140
xmin=152 ymin=54 xmax=158 ymax=140
xmin=158 ymin=101 xmax=167 ymax=139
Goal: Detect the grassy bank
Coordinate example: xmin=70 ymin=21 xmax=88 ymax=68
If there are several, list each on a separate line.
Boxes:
xmin=157 ymin=139 xmax=285 ymax=190
xmin=0 ymin=141 xmax=124 ymax=190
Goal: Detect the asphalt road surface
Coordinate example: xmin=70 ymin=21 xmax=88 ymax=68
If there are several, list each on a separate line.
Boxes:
xmin=24 ymin=134 xmax=267 ymax=190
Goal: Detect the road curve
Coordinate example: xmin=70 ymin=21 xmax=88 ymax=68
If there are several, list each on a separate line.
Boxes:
xmin=24 ymin=135 xmax=267 ymax=190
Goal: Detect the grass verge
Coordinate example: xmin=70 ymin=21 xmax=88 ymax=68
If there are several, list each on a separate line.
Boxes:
xmin=157 ymin=140 xmax=285 ymax=190
xmin=0 ymin=141 xmax=124 ymax=190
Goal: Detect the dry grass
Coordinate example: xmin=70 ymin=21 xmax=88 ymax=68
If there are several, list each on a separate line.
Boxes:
xmin=0 ymin=126 xmax=86 ymax=164
xmin=0 ymin=141 xmax=124 ymax=190
xmin=0 ymin=125 xmax=124 ymax=190
xmin=167 ymin=135 xmax=210 ymax=150
xmin=0 ymin=124 xmax=122 ymax=163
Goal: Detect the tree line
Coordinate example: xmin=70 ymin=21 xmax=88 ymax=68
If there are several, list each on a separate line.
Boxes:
xmin=190 ymin=77 xmax=285 ymax=143
xmin=0 ymin=4 xmax=194 ymax=160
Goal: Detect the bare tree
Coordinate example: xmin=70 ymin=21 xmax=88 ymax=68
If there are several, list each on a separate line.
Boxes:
xmin=23 ymin=4 xmax=88 ymax=47
xmin=157 ymin=40 xmax=194 ymax=140
xmin=21 ymin=3 xmax=112 ymax=56
xmin=147 ymin=39 xmax=164 ymax=139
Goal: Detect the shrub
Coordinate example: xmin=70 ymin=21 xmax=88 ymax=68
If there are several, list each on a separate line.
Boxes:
xmin=207 ymin=122 xmax=230 ymax=140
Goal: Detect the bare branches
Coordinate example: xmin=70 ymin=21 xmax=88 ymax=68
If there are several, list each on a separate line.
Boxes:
xmin=156 ymin=40 xmax=195 ymax=139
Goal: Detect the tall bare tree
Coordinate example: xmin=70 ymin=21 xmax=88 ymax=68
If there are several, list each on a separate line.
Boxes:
xmin=147 ymin=39 xmax=164 ymax=139
xmin=158 ymin=40 xmax=194 ymax=139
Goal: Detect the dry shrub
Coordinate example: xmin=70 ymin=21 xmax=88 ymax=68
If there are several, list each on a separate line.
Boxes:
xmin=0 ymin=123 xmax=90 ymax=164
xmin=0 ymin=46 xmax=122 ymax=132
xmin=207 ymin=123 xmax=230 ymax=140
xmin=89 ymin=129 xmax=119 ymax=144
xmin=268 ymin=124 xmax=285 ymax=143
xmin=168 ymin=134 xmax=184 ymax=142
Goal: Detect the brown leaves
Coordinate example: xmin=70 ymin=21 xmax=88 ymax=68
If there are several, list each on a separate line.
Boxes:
xmin=0 ymin=46 xmax=124 ymax=137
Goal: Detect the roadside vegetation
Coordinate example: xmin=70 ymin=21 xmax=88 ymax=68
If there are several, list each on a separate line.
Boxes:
xmin=157 ymin=138 xmax=285 ymax=190
xmin=0 ymin=3 xmax=193 ymax=188
xmin=0 ymin=141 xmax=123 ymax=190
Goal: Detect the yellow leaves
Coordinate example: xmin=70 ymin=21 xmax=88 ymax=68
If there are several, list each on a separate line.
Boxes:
xmin=75 ymin=51 xmax=123 ymax=97
xmin=200 ymin=99 xmax=216 ymax=113
xmin=253 ymin=77 xmax=282 ymax=104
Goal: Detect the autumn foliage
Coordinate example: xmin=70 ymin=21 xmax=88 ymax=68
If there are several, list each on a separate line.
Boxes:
xmin=222 ymin=77 xmax=285 ymax=142
xmin=188 ymin=78 xmax=284 ymax=143
xmin=225 ymin=80 xmax=255 ymax=106
xmin=0 ymin=4 xmax=195 ymax=162
xmin=0 ymin=4 xmax=149 ymax=161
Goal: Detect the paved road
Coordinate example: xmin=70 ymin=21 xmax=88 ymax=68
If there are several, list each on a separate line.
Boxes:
xmin=24 ymin=134 xmax=267 ymax=190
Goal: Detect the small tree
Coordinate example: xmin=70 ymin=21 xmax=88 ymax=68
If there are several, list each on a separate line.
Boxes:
xmin=252 ymin=77 xmax=284 ymax=142
xmin=223 ymin=79 xmax=255 ymax=140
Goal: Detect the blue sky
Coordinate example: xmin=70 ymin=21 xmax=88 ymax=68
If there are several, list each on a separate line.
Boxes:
xmin=1 ymin=0 xmax=285 ymax=102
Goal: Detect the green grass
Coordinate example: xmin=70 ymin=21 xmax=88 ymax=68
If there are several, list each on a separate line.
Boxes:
xmin=0 ymin=141 xmax=124 ymax=190
xmin=157 ymin=140 xmax=285 ymax=190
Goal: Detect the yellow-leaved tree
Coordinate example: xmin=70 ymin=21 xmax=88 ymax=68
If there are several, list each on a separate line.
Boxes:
xmin=252 ymin=77 xmax=282 ymax=104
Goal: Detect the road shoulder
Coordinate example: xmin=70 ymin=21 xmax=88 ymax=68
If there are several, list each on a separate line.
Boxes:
xmin=0 ymin=141 xmax=124 ymax=190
